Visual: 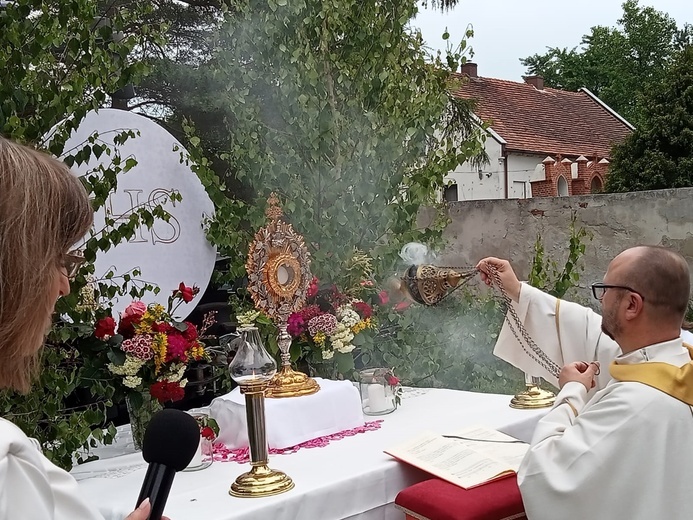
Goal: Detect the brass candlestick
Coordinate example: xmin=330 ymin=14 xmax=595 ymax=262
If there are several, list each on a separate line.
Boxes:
xmin=510 ymin=374 xmax=555 ymax=409
xmin=229 ymin=382 xmax=295 ymax=497
xmin=245 ymin=193 xmax=319 ymax=398
xmin=228 ymin=326 xmax=294 ymax=498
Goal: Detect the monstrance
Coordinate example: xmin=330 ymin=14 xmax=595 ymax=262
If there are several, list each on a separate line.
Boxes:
xmin=245 ymin=193 xmax=320 ymax=398
xmin=399 ymin=263 xmax=557 ymax=409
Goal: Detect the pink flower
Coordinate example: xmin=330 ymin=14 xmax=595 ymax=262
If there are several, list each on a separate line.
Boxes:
xmin=287 ymin=313 xmax=306 ymax=337
xmin=378 ymin=291 xmax=389 ymax=305
xmin=166 ymin=333 xmax=189 ymax=362
xmin=308 ymin=313 xmax=338 ymax=336
xmin=359 ymin=280 xmax=374 ymax=287
xmin=121 ymin=335 xmax=154 ymax=361
xmin=124 ymin=301 xmax=147 ymax=319
xmin=394 ymin=301 xmax=411 ymax=312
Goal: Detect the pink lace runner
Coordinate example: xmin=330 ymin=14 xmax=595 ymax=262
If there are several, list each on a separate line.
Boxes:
xmin=212 ymin=420 xmax=384 ymax=463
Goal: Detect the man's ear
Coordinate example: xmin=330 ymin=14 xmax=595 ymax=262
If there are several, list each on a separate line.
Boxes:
xmin=623 ymin=292 xmax=645 ymax=321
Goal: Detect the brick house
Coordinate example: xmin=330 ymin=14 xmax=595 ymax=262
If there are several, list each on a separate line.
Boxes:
xmin=443 ymin=63 xmax=633 ymax=200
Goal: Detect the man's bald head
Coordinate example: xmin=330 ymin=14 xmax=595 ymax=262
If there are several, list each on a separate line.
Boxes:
xmin=613 ymin=246 xmax=690 ymax=323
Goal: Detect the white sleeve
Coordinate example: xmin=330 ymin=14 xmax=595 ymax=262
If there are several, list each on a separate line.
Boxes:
xmin=0 ymin=419 xmax=103 ymax=520
xmin=493 ymin=283 xmax=618 ymax=389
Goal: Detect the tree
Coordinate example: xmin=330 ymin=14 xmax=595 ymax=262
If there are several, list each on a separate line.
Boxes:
xmin=520 ymin=1 xmax=692 ymax=127
xmin=137 ymin=0 xmax=485 ymax=286
xmin=605 ymin=46 xmax=693 ymax=192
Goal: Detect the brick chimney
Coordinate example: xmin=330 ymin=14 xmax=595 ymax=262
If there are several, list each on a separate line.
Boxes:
xmin=523 ymin=75 xmax=544 ymax=90
xmin=461 ymin=62 xmax=478 ymax=78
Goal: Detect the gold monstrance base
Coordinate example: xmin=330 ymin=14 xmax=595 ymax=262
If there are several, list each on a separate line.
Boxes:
xmin=510 ymin=384 xmax=556 ymax=409
xmin=229 ymin=464 xmax=295 ymax=498
xmin=265 ymin=365 xmax=320 ymax=398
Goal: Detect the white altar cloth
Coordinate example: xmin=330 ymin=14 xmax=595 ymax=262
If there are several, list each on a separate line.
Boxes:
xmin=211 ymin=378 xmax=364 ymax=449
xmin=73 ymin=389 xmax=545 ymax=520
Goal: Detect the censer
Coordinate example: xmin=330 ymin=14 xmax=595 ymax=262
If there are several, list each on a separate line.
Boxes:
xmin=398 ymin=263 xmax=557 ymax=409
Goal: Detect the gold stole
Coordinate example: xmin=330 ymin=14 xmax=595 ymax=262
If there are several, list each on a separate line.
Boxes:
xmin=609 ymin=344 xmax=693 ymax=405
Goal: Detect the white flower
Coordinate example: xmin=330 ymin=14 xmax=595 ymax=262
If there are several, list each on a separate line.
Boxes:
xmin=179 ymin=378 xmax=188 ymax=388
xmin=108 ymin=355 xmax=145 ymax=376
xmin=337 ymin=306 xmax=360 ymax=328
xmin=336 ymin=343 xmax=355 ymax=354
xmin=123 ymin=376 xmax=142 ymax=388
xmin=322 ymin=349 xmax=334 ymax=360
xmin=163 ymin=363 xmax=187 ymax=383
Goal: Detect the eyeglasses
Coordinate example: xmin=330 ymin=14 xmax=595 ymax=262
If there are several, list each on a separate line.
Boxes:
xmin=591 ymin=282 xmax=645 ymax=302
xmin=62 ymin=249 xmax=85 ymax=279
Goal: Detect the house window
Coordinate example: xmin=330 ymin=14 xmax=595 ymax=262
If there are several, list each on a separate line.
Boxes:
xmin=590 ymin=176 xmax=603 ymax=193
xmin=443 ymin=184 xmax=458 ymax=202
xmin=557 ymin=176 xmax=569 ymax=197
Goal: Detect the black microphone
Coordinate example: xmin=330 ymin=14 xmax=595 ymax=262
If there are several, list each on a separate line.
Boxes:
xmin=136 ymin=409 xmax=200 ymax=520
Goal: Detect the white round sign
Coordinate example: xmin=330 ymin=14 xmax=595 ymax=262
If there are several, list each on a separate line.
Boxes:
xmin=58 ymin=109 xmax=216 ymax=320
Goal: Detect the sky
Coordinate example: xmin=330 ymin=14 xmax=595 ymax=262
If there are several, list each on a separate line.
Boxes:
xmin=411 ymin=0 xmax=693 ymax=81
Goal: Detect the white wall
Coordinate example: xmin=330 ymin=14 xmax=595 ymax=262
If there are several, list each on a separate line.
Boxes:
xmin=444 ymin=134 xmax=504 ymax=201
xmin=443 ymin=132 xmax=546 ymax=201
xmin=506 ymin=153 xmax=544 ymax=199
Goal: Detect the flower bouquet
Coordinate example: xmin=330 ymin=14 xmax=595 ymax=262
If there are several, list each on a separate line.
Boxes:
xmin=286 ymin=277 xmax=376 ymax=375
xmin=94 ymin=282 xmax=209 ymax=448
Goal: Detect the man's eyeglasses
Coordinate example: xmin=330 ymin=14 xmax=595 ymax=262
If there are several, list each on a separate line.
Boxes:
xmin=591 ymin=282 xmax=644 ymax=301
xmin=62 ymin=250 xmax=85 ymax=279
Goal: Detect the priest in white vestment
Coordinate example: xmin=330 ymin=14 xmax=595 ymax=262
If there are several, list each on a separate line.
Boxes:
xmin=478 ymin=247 xmax=693 ymax=520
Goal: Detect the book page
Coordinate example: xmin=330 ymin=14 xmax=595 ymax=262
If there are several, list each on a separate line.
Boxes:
xmin=446 ymin=425 xmax=528 ymax=469
xmin=385 ymin=430 xmax=522 ymax=489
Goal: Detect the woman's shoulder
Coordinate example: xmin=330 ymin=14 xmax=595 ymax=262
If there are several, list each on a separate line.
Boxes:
xmin=0 ymin=417 xmax=42 ymax=461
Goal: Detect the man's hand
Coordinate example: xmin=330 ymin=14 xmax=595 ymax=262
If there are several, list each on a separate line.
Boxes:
xmin=475 ymin=257 xmax=522 ymax=302
xmin=125 ymin=499 xmax=171 ymax=520
xmin=559 ymin=362 xmax=600 ymax=391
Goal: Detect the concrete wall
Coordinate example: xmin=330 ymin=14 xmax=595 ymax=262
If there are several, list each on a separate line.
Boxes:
xmin=420 ymin=187 xmax=693 ymax=302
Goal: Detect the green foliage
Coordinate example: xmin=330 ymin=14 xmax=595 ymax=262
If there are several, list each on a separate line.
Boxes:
xmin=357 ymin=292 xmax=523 ymax=393
xmin=0 ymin=0 xmax=169 ymax=469
xmin=605 ymin=46 xmax=693 ymax=192
xmin=520 ymin=0 xmax=692 ymax=127
xmin=528 ymin=212 xmax=592 ymax=298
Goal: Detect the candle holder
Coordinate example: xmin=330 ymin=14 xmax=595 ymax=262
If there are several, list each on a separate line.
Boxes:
xmin=510 ymin=374 xmax=555 ymax=409
xmin=228 ymin=326 xmax=294 ymax=498
xmin=245 ymin=193 xmax=319 ymax=398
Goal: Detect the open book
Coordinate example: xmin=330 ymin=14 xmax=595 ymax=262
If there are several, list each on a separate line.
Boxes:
xmin=384 ymin=425 xmax=528 ymax=489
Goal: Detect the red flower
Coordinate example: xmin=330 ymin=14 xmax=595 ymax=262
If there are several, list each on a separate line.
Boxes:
xmin=173 ymin=282 xmax=198 ymax=303
xmin=201 ymin=426 xmax=215 ymax=440
xmin=151 ymin=322 xmax=175 ymax=334
xmin=307 ymin=277 xmax=319 ymax=298
xmin=378 ymin=290 xmax=389 ymax=305
xmin=150 ymin=381 xmax=186 ymax=403
xmin=117 ymin=314 xmax=138 ymax=339
xmin=94 ymin=316 xmax=116 ymax=339
xmin=352 ymin=301 xmax=372 ymax=319
xmin=386 ymin=375 xmax=400 ymax=386
xmin=182 ymin=322 xmax=198 ymax=341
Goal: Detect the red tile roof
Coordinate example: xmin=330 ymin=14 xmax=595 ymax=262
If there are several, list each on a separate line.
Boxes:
xmin=450 ymin=73 xmax=633 ymax=158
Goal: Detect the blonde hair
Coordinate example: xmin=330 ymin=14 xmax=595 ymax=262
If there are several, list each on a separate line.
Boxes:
xmin=0 ymin=137 xmax=94 ymax=393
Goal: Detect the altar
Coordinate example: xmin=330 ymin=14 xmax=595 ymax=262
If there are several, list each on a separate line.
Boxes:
xmin=72 ymin=388 xmax=544 ymax=520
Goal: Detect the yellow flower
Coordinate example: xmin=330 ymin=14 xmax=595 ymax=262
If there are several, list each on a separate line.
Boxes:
xmin=351 ymin=318 xmax=372 ymax=334
xmin=152 ymin=332 xmax=168 ymax=373
xmin=313 ymin=332 xmax=326 ymax=346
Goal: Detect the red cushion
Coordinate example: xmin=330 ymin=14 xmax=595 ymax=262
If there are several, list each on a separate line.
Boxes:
xmin=395 ymin=476 xmax=526 ymax=520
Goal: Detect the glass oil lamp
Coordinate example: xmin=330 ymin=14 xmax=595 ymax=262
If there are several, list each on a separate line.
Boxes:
xmin=228 ymin=326 xmax=294 ymax=497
